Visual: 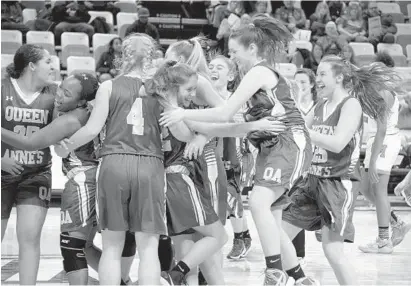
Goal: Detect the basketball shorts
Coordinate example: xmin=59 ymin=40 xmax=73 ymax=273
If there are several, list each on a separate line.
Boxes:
xmin=61 ymin=167 xmax=97 ymax=233
xmin=282 ymin=174 xmax=359 ymax=243
xmin=226 ymin=169 xmax=244 ymax=219
xmin=241 ymin=152 xmax=256 ymax=187
xmin=254 ymin=129 xmax=312 ymax=195
xmin=97 ymin=154 xmax=167 ymax=235
xmin=363 ymin=134 xmax=402 ymax=175
xmin=1 ymin=168 xmax=52 ymax=219
xmin=165 ymin=166 xmax=219 ymax=236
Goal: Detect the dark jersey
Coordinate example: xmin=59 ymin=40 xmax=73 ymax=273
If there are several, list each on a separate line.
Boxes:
xmin=244 ymin=61 xmax=306 ymax=147
xmin=1 ymin=77 xmax=55 ymax=179
xmin=309 ymin=97 xmax=362 ymax=181
xmin=61 ymin=108 xmax=99 ymax=177
xmin=98 ymin=75 xmax=163 ymax=160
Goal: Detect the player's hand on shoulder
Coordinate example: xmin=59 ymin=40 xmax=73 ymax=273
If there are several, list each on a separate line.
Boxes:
xmin=1 ymin=157 xmax=24 ymax=176
xmin=160 ymin=107 xmax=185 ymax=127
xmin=184 ymin=134 xmax=208 ymax=160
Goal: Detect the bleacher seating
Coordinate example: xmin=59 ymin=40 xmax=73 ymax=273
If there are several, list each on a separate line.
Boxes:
xmin=67 ymin=56 xmax=96 ymax=76
xmin=395 ymin=24 xmax=411 ymax=55
xmin=1 ymin=30 xmax=23 ymax=55
xmin=116 ymin=12 xmax=138 ymax=38
xmin=92 ymin=33 xmax=119 ymax=63
xmin=408 ymin=4 xmax=411 ymax=18
xmin=1 ymin=54 xmax=14 ymax=79
xmin=50 ymin=55 xmax=61 ymax=81
xmin=114 ymin=1 xmax=138 ymax=13
xmin=22 ymin=8 xmax=37 ymax=24
xmin=377 ymin=43 xmax=407 ymax=67
xmin=26 ymin=31 xmax=55 ymax=55
xmin=61 ymin=32 xmax=90 ymax=67
xmin=20 ymin=1 xmax=45 ymax=12
xmin=88 ymin=11 xmax=114 ymax=26
xmin=349 ymin=42 xmax=375 ymax=66
xmin=377 ymin=2 xmax=405 ymax=23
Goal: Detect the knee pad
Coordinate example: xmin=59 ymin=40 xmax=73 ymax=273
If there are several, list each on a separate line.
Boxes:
xmin=158 ymin=236 xmax=174 ymax=272
xmin=60 ymin=232 xmax=87 ymax=274
xmin=122 ymin=231 xmax=136 ymax=257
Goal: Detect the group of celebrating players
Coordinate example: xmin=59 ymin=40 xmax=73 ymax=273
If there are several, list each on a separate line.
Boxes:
xmin=1 ymin=14 xmax=409 ymax=286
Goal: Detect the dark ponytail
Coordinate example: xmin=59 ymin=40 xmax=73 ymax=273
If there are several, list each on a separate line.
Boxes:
xmin=6 ymin=44 xmax=46 ymax=79
xmin=72 ymin=72 xmax=100 ymax=102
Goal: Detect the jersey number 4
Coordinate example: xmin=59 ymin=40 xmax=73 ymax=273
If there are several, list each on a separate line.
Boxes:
xmin=127 ymin=98 xmax=144 ymax=135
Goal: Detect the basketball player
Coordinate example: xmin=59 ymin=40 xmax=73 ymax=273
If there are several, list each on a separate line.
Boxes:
xmin=1 ymin=44 xmax=56 ymax=284
xmin=358 ymin=53 xmax=411 ymax=252
xmin=208 ymin=55 xmax=253 ymax=259
xmin=294 ymin=68 xmax=318 ymax=119
xmin=55 ymin=34 xmax=166 ymax=285
xmin=280 ymin=56 xmax=400 ymax=285
xmin=2 ymin=73 xmax=136 ymax=285
xmin=160 ymin=16 xmax=313 ymax=284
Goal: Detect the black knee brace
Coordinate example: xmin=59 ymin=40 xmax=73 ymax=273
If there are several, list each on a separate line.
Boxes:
xmin=60 ymin=232 xmax=87 ymax=273
xmin=122 ymin=231 xmax=136 ymax=257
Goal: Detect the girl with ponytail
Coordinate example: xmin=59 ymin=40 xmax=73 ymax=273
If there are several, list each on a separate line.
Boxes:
xmin=160 ymin=15 xmax=315 ymax=285
xmin=282 ymin=55 xmax=400 ymax=285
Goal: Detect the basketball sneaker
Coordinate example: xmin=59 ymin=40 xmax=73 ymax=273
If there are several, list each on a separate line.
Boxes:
xmin=358 ymin=237 xmax=393 ymax=254
xmin=227 ymin=238 xmax=245 ymax=259
xmin=161 ymin=270 xmax=186 ymax=285
xmin=391 ymin=220 xmax=411 ymax=247
xmin=263 ymin=269 xmax=288 ymax=286
xmin=241 ymin=237 xmax=252 ymax=258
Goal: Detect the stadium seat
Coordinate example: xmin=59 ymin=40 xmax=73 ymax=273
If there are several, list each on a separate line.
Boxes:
xmin=408 ymin=4 xmax=411 ymax=18
xmin=1 ymin=30 xmax=23 ymax=55
xmin=395 ymin=24 xmax=411 ymax=55
xmin=67 ymin=56 xmax=96 ymax=76
xmin=93 ymin=33 xmax=119 ymax=63
xmin=26 ymin=31 xmax=55 ymax=55
xmin=1 ymin=54 xmax=14 ymax=79
xmin=61 ymin=32 xmax=90 ymax=67
xmin=50 ymin=55 xmax=61 ymax=81
xmin=22 ymin=8 xmax=37 ymax=24
xmin=377 ymin=2 xmax=404 ymax=23
xmin=276 ymin=63 xmax=297 ymax=79
xmin=20 ymin=1 xmax=45 ymax=12
xmin=377 ymin=43 xmax=407 ymax=67
xmin=114 ymin=1 xmax=138 ymax=13
xmin=117 ymin=12 xmax=138 ymax=38
xmin=349 ymin=42 xmax=375 ymax=66
xmin=88 ymin=11 xmax=114 ymax=26
xmin=289 ymin=40 xmax=313 ymax=54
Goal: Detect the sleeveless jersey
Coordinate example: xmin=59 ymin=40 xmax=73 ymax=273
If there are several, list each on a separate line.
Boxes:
xmin=60 ymin=108 xmax=99 ymax=179
xmin=365 ymin=94 xmax=399 ymax=137
xmin=98 ymin=75 xmax=163 ymax=160
xmin=1 ymin=77 xmax=55 ymax=177
xmin=244 ymin=61 xmax=306 ymax=146
xmin=309 ymin=97 xmax=362 ymax=181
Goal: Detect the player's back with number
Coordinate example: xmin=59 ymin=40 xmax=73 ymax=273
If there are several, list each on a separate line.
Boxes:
xmin=99 ymin=75 xmax=163 ymax=159
xmin=1 ymin=77 xmax=55 ymax=176
xmin=309 ymin=98 xmax=362 ymax=180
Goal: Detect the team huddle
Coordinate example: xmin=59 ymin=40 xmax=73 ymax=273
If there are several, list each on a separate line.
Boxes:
xmin=1 ymin=15 xmax=407 ymax=286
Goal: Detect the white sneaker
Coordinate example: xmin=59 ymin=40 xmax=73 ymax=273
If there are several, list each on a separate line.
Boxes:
xmin=358 ymin=237 xmax=393 ymax=254
xmin=264 ymin=269 xmax=288 ymax=286
xmin=295 ymin=277 xmax=321 ymax=285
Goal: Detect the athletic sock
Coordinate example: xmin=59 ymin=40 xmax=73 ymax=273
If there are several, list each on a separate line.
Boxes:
xmin=242 ymin=230 xmax=251 ymax=239
xmin=378 ymin=226 xmax=389 ymax=240
xmin=286 ymin=264 xmax=305 ymax=281
xmin=172 ymin=261 xmax=190 ymax=276
xmin=265 ymin=254 xmax=282 ymax=270
xmin=234 ymin=232 xmax=243 ymax=239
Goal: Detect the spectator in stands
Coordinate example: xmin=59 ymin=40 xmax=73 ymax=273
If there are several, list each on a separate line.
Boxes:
xmin=327 ymin=0 xmax=346 ymax=22
xmin=125 ymin=8 xmax=159 ymax=42
xmin=249 ymin=1 xmax=272 ymax=18
xmin=311 ymin=43 xmax=324 ymax=70
xmin=96 ymin=37 xmax=122 ymax=83
xmin=53 ymin=1 xmax=94 ymax=45
xmin=341 ymin=43 xmax=355 ymax=64
xmin=274 ymin=0 xmax=307 ymax=34
xmin=25 ymin=2 xmax=55 ymax=32
xmin=84 ymin=1 xmax=120 ymax=25
xmin=316 ymin=21 xmax=344 ymax=55
xmin=1 ymin=1 xmax=30 ymax=36
xmin=336 ymin=2 xmax=368 ymax=43
xmin=363 ymin=2 xmax=397 ymax=48
xmin=309 ymin=2 xmax=332 ymax=41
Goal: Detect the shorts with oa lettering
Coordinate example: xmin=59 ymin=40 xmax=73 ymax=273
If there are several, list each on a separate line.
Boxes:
xmin=282 ymin=174 xmax=359 ymax=242
xmin=61 ymin=167 xmax=97 ymax=233
xmin=96 ymin=154 xmax=167 ymax=235
xmin=1 ymin=168 xmax=52 ymax=219
xmin=254 ymin=129 xmax=312 ymax=205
